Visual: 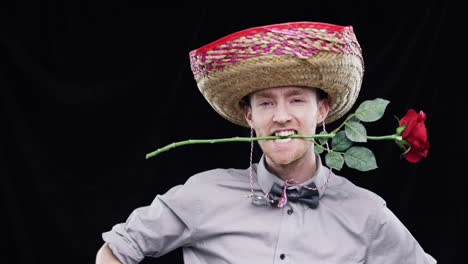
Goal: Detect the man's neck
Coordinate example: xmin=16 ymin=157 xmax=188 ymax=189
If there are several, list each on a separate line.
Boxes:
xmin=264 ymin=150 xmax=317 ymax=184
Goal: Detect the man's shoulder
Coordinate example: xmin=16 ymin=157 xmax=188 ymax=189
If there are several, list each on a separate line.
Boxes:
xmin=162 ymin=166 xmax=253 ymax=210
xmin=159 ymin=166 xmax=252 ymax=206
xmin=327 ymin=173 xmax=386 ymax=210
xmin=189 ymin=166 xmax=250 ymax=182
xmin=182 ymin=166 xmax=252 ymax=191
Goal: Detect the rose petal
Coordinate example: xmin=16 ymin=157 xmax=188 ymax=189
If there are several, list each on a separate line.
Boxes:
xmin=421 ymin=142 xmax=430 ymax=157
xmin=410 ymin=122 xmax=428 ymax=142
xmin=417 ymin=110 xmax=426 ymax=122
xmin=400 ymin=109 xmax=418 ymax=138
xmin=405 ymin=150 xmax=423 ymax=163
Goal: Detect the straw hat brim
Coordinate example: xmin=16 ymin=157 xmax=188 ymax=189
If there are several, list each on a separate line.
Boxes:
xmin=196 ymin=51 xmax=363 ymax=127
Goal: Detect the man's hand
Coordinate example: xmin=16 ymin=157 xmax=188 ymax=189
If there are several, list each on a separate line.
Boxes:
xmin=96 ymin=243 xmax=123 ymax=264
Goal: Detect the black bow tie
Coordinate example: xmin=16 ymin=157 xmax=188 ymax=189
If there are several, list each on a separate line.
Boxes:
xmin=268 ymin=182 xmax=319 ymax=209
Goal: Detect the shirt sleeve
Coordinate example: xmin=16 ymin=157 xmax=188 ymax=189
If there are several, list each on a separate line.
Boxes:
xmin=366 ymin=205 xmax=437 ymax=264
xmin=102 ymin=179 xmax=201 ymax=264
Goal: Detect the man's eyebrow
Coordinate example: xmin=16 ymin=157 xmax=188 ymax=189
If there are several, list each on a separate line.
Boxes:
xmin=254 ymin=91 xmax=274 ymax=98
xmin=254 ymin=88 xmax=307 ymax=99
xmin=285 ymin=89 xmax=305 ymax=97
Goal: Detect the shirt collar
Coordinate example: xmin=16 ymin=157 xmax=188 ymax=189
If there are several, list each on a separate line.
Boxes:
xmin=256 ymin=153 xmax=328 ymax=199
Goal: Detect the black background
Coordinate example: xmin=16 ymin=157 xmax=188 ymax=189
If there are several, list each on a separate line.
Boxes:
xmin=1 ymin=1 xmax=465 ymax=263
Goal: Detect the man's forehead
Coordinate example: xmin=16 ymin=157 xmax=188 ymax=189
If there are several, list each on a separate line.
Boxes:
xmin=252 ymin=86 xmax=315 ymax=98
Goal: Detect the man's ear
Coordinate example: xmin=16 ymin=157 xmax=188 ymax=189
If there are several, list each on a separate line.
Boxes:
xmin=317 ymin=99 xmax=330 ymax=124
xmin=243 ymin=105 xmax=254 ymax=128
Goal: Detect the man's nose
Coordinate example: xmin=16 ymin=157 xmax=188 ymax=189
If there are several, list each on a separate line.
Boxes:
xmin=272 ymin=103 xmax=292 ymax=123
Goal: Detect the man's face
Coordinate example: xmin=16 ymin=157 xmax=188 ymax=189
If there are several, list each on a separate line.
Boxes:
xmin=244 ymin=86 xmax=329 ymax=166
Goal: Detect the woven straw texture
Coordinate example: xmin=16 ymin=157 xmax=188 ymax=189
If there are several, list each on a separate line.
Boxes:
xmin=190 ymin=23 xmax=364 ymax=127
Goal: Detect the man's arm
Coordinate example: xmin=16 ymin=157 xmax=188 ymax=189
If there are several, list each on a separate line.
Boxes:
xmin=99 ymin=180 xmax=202 ymax=263
xmin=96 ymin=243 xmax=123 ymax=264
xmin=366 ymin=205 xmax=436 ymax=263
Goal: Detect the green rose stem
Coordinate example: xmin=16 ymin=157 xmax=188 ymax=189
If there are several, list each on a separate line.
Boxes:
xmin=367 ymin=135 xmax=402 ymax=140
xmin=145 ymin=134 xmax=402 ymax=159
xmin=330 ymin=114 xmax=356 ymax=134
xmin=145 ymin=134 xmax=334 ymax=159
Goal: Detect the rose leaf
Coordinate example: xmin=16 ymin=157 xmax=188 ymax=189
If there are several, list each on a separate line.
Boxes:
xmin=314 ymin=145 xmax=324 ymax=154
xmin=325 ymin=152 xmax=344 ymax=170
xmin=345 ymin=121 xmax=367 ymax=142
xmin=355 ymin=98 xmax=390 ymax=122
xmin=332 ymin=131 xmax=353 ymax=151
xmin=317 ymin=130 xmax=329 ymax=145
xmin=344 ymin=146 xmax=378 ymax=171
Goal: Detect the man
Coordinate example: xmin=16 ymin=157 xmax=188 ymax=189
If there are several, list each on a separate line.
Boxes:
xmin=96 ymin=22 xmax=436 ymax=263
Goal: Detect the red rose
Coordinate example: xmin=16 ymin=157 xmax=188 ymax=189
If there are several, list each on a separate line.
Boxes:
xmin=399 ymin=109 xmax=430 ymax=162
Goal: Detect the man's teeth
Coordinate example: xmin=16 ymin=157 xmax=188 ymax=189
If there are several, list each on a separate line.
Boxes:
xmin=274 ymin=130 xmax=295 ymax=143
xmin=275 ymin=130 xmax=296 ymax=137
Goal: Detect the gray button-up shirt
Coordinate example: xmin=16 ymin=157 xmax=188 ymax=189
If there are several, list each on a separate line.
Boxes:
xmin=102 ymin=155 xmax=436 ymax=263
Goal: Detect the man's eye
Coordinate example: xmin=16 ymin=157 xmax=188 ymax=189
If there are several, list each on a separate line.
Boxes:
xmin=292 ymin=99 xmax=305 ymax=103
xmin=259 ymin=102 xmax=272 ymax=106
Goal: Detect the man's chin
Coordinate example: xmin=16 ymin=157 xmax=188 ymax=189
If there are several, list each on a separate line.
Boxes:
xmin=266 ymin=154 xmax=298 ymax=167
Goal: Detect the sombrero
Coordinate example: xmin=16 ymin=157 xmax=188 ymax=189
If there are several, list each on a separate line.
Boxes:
xmin=189 ymin=21 xmax=364 ymax=127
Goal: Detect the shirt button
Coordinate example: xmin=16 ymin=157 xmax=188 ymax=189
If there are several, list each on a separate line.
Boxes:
xmin=280 ymin=253 xmax=286 ymax=260
xmin=287 ymin=208 xmax=294 ymax=215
